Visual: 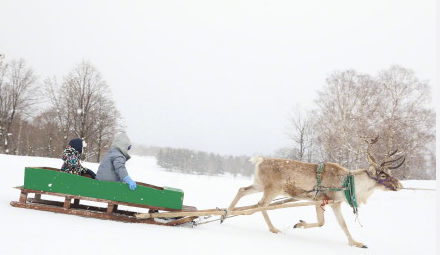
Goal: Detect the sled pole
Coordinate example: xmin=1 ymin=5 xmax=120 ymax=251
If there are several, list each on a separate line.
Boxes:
xmin=135 ymin=200 xmax=339 ymax=219
xmin=195 ymin=197 xmax=298 ymax=213
xmin=401 ymin=187 xmax=435 ymax=191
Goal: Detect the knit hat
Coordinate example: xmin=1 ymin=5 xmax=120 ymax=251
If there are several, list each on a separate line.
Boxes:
xmin=68 ymin=138 xmax=83 ymax=154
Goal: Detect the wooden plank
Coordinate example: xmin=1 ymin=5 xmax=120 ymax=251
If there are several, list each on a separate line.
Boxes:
xmin=11 ymin=186 xmax=198 ymax=226
xmin=16 ymin=187 xmax=188 ymax=212
xmin=165 ymin=216 xmax=198 ymax=226
xmin=26 ymin=197 xmax=137 ymax=216
xmin=107 ymin=203 xmax=116 ymax=214
xmin=182 ymin=205 xmax=198 ymax=211
xmin=227 ymin=200 xmax=338 ymax=216
xmin=137 ymin=198 xmax=298 ymax=218
xmin=15 ymin=187 xmax=198 ymax=219
xmin=10 ymin=200 xmax=197 ymax=226
xmin=19 ymin=191 xmax=28 ymax=204
xmin=196 ymin=197 xmax=298 ymax=213
xmin=135 ymin=200 xmax=339 ymax=219
xmin=10 ymin=201 xmax=167 ymax=225
xmin=63 ymin=197 xmax=72 ymax=209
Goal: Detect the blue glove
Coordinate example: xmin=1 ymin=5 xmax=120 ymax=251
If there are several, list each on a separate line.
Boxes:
xmin=122 ymin=176 xmax=137 ymax=190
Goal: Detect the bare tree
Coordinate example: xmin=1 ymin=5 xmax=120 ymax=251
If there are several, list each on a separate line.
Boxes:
xmin=91 ymin=95 xmax=121 ymax=162
xmin=44 ymin=76 xmax=73 ymax=146
xmin=31 ymin=109 xmax=65 ymax=157
xmin=306 ymin=66 xmax=435 ymax=179
xmin=273 ymin=146 xmax=296 ymax=159
xmin=286 ymin=106 xmax=314 ymax=162
xmin=313 ymin=70 xmax=379 ymax=167
xmin=43 ymin=61 xmax=121 ymax=162
xmin=0 ymin=59 xmax=38 ymax=154
xmin=374 ymin=66 xmax=435 ymax=179
xmin=63 ymin=61 xmax=109 ymax=141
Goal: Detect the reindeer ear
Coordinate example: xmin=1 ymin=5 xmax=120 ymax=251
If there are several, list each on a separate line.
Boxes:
xmin=367 ymin=165 xmax=377 ymax=175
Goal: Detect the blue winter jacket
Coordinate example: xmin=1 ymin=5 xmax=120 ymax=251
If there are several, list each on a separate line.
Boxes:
xmin=96 ymin=133 xmax=132 ymax=182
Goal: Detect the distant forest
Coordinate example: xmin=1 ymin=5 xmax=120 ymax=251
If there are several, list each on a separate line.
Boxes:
xmin=131 ymin=145 xmax=254 ymax=177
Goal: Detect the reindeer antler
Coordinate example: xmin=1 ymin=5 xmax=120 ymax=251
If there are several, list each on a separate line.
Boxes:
xmin=364 ymin=136 xmax=380 ymax=168
xmin=370 ymin=136 xmax=380 ymax=144
xmin=388 ymin=157 xmax=406 ymax=169
xmin=380 ymin=148 xmax=406 ymax=170
xmin=364 ymin=136 xmax=406 ymax=170
xmin=380 ymin=154 xmax=404 ymax=167
xmin=380 ymin=149 xmax=399 ymax=166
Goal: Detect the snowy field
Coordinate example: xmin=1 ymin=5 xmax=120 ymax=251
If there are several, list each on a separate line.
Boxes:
xmin=1 ymin=154 xmax=436 ymax=255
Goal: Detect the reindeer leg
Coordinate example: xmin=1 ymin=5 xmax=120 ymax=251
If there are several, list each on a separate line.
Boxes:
xmin=258 ymin=192 xmax=280 ymax=233
xmin=294 ymin=204 xmax=325 ymax=229
xmin=330 ymin=202 xmax=367 ymax=248
xmin=221 ymin=184 xmax=261 ymax=223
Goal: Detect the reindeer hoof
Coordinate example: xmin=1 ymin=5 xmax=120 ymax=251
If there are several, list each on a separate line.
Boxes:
xmin=294 ymin=220 xmax=305 ymax=229
xmin=350 ymin=241 xmax=368 ymax=248
xmin=220 ymin=210 xmax=229 ymax=224
xmin=270 ymin=228 xmax=281 ymax=234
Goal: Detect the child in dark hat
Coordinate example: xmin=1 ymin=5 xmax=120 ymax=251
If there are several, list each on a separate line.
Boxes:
xmin=61 ymin=138 xmax=96 ymax=179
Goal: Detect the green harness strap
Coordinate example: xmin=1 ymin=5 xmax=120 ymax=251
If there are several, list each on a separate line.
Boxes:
xmin=343 ymin=174 xmax=359 ymax=212
xmin=315 ymin=163 xmax=358 ymax=213
xmin=316 ymin=163 xmax=325 ymax=191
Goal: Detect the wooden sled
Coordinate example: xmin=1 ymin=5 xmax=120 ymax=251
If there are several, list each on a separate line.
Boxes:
xmin=10 ymin=167 xmax=198 ymax=226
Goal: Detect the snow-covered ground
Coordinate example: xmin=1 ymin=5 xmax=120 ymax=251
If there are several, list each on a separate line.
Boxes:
xmin=1 ymin=154 xmax=436 ymax=255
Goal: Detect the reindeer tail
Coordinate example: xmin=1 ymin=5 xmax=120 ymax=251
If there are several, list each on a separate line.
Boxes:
xmin=249 ymin=156 xmax=264 ymax=165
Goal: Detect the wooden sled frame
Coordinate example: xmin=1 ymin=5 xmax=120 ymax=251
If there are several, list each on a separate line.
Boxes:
xmin=11 ymin=185 xmax=340 ymax=227
xmin=11 ymin=185 xmax=341 ymax=228
xmin=10 ymin=186 xmax=198 ymax=226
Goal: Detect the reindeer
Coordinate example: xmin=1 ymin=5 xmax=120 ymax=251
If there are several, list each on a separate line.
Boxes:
xmin=222 ymin=137 xmax=405 ymax=248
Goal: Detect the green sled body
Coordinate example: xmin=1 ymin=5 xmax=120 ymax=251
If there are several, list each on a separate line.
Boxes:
xmin=23 ymin=167 xmax=184 ymax=210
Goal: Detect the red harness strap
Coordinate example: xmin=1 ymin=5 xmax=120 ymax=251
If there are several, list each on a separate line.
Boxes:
xmin=320 ymin=195 xmax=330 ymax=211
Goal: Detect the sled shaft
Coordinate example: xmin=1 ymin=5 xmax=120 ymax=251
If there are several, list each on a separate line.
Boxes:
xmin=136 ymin=200 xmax=338 ymax=219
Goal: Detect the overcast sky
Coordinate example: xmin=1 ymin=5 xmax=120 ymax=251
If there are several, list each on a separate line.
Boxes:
xmin=0 ymin=0 xmax=436 ymax=156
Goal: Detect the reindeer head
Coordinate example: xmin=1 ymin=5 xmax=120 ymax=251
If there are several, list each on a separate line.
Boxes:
xmin=364 ymin=137 xmax=404 ymax=191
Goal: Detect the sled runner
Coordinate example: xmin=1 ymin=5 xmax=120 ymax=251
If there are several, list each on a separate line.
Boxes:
xmin=10 ymin=167 xmax=198 ymax=226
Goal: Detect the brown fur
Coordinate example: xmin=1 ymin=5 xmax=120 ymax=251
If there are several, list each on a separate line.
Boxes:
xmin=223 ymin=156 xmax=403 ymax=248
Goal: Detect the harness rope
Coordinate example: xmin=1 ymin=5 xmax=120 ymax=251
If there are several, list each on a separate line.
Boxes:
xmin=314 ymin=163 xmax=358 ymax=214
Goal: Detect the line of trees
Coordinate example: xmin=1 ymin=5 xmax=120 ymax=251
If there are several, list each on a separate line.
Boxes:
xmin=280 ymin=66 xmax=435 ymax=180
xmin=157 ymin=147 xmax=254 ymax=177
xmin=132 ymin=145 xmax=254 ymax=177
xmin=0 ymin=56 xmax=122 ymax=162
